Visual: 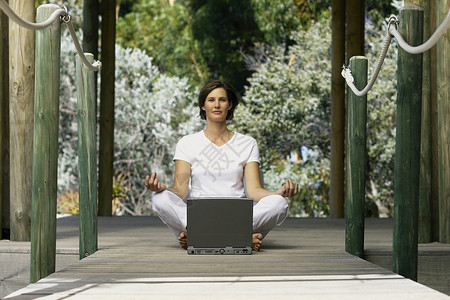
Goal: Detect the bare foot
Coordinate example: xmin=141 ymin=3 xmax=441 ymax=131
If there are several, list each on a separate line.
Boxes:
xmin=178 ymin=232 xmax=187 ymax=249
xmin=252 ymin=233 xmax=263 ymax=251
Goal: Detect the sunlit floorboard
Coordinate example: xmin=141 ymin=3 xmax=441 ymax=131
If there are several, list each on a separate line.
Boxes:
xmin=3 ymin=216 xmax=449 ymax=299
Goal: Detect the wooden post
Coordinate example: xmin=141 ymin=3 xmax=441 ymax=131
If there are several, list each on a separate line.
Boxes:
xmin=83 ymin=0 xmax=99 ymax=59
xmin=9 ymin=0 xmax=35 ymax=241
xmin=404 ymin=0 xmax=434 ymax=243
xmin=1 ymin=3 xmax=9 ymax=239
xmin=0 ymin=5 xmax=6 ymax=239
xmin=345 ymin=56 xmax=367 ymax=258
xmin=30 ymin=4 xmax=61 ymax=283
xmin=98 ymin=0 xmax=116 ymax=216
xmin=436 ymin=0 xmax=449 ymax=243
xmin=330 ymin=0 xmax=346 ymax=219
xmin=82 ymin=0 xmax=99 ymax=112
xmin=430 ymin=0 xmax=440 ymax=242
xmin=392 ymin=6 xmax=423 ymax=281
xmin=76 ymin=53 xmax=98 ymax=259
xmin=346 ymin=0 xmax=365 ymax=59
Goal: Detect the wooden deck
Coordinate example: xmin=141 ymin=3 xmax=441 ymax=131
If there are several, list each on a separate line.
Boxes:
xmin=2 ymin=216 xmax=450 ymax=299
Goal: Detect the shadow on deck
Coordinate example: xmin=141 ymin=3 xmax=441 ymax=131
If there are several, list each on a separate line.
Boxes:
xmin=1 ymin=216 xmax=449 ymax=299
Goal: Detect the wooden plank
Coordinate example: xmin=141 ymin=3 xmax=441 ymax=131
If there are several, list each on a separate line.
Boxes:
xmin=3 ymin=217 xmax=449 ymax=299
xmin=30 ymin=4 xmax=61 ymax=283
xmin=8 ymin=0 xmax=35 ymax=241
xmin=345 ymin=56 xmax=368 ymax=258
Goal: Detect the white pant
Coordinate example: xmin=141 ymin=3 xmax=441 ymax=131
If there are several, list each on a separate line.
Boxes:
xmin=151 ymin=190 xmax=289 ymax=238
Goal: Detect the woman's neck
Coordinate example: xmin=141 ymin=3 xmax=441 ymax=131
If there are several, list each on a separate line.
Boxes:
xmin=204 ymin=123 xmax=232 ymax=145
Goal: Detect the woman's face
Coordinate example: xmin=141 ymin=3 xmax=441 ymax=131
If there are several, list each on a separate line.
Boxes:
xmin=202 ymin=88 xmax=232 ymax=121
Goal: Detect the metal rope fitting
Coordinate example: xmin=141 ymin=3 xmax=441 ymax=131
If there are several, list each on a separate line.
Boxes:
xmin=387 ymin=15 xmax=399 ymax=37
xmin=61 ymin=6 xmax=71 ymax=23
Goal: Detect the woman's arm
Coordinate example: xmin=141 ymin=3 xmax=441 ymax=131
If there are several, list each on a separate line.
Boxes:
xmin=145 ymin=160 xmax=191 ymax=200
xmin=244 ymin=162 xmax=298 ymax=202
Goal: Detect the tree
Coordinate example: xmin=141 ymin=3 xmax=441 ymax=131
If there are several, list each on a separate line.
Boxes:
xmin=116 ymin=0 xmax=333 ymax=92
xmin=116 ymin=0 xmax=209 ymax=86
xmin=188 ymin=0 xmax=263 ymax=91
xmin=232 ymin=19 xmax=332 ymax=217
xmin=232 ymin=17 xmax=398 ymax=217
xmin=57 ymin=27 xmax=203 ymax=215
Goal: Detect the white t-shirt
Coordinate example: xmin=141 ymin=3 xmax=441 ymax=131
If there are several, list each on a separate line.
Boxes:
xmin=173 ymin=131 xmax=260 ymax=197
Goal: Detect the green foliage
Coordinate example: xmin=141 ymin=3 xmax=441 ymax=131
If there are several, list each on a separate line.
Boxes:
xmin=231 ymin=18 xmax=332 ymax=217
xmin=232 ymin=15 xmax=398 ymax=217
xmin=116 ymin=0 xmax=208 ymax=85
xmin=188 ymin=0 xmax=263 ymax=91
xmin=112 ymin=170 xmax=130 ymax=215
xmin=233 ymin=18 xmax=331 ymax=168
xmin=53 ymin=0 xmax=399 ymax=218
xmin=57 ymin=190 xmax=79 ymax=215
xmin=367 ymin=0 xmax=399 ymax=27
xmin=364 ymin=20 xmax=398 ymax=217
xmin=116 ymin=0 xmax=332 ymax=92
xmin=250 ymin=0 xmax=302 ymax=45
xmin=264 ymin=153 xmax=330 ymax=217
xmin=57 ymin=27 xmax=203 ymax=215
xmin=113 ymin=45 xmax=204 ymax=214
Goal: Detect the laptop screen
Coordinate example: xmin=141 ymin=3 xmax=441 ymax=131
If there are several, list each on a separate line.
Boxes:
xmin=187 ymin=197 xmax=253 ymax=252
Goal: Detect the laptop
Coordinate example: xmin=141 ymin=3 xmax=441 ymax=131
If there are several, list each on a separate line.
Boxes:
xmin=186 ymin=197 xmax=253 ymax=255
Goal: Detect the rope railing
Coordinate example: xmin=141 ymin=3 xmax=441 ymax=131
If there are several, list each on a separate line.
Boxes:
xmin=342 ymin=9 xmax=450 ymax=96
xmin=0 ymin=0 xmax=101 ymax=72
xmin=63 ymin=14 xmax=102 ymax=72
xmin=389 ymin=8 xmax=450 ymax=54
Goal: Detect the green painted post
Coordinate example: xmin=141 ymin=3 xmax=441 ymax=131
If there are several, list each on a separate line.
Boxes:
xmin=345 ymin=56 xmax=368 ymax=258
xmin=30 ymin=4 xmax=61 ymax=283
xmin=411 ymin=0 xmax=433 ymax=244
xmin=392 ymin=6 xmax=423 ymax=282
xmin=76 ymin=53 xmax=98 ymax=259
xmin=437 ymin=0 xmax=450 ymax=244
xmin=0 ymin=7 xmax=5 ymax=240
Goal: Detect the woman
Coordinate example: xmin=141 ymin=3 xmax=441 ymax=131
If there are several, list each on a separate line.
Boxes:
xmin=145 ymin=80 xmax=298 ymax=251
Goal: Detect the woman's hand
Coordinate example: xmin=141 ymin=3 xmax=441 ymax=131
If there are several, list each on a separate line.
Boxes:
xmin=275 ymin=179 xmax=299 ymax=198
xmin=145 ymin=172 xmax=167 ymax=193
